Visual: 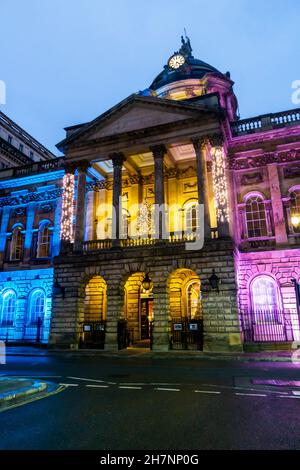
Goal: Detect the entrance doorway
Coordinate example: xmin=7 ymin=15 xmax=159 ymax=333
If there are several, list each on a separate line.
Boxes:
xmin=140 ymin=297 xmax=153 ymax=340
xmin=123 ymin=272 xmax=154 ymax=348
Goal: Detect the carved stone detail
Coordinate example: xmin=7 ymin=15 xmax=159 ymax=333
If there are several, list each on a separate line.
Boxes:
xmin=241 ymin=172 xmax=263 ymax=186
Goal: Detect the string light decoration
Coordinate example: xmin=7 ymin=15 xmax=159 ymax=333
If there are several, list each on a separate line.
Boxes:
xmin=60 ymin=173 xmax=75 ymax=241
xmin=212 ymin=146 xmax=229 ymax=223
xmin=136 ymin=199 xmax=152 ymax=237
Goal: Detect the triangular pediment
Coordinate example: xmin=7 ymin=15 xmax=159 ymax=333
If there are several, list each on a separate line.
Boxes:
xmin=58 ymin=95 xmax=212 ymax=150
xmin=87 ymin=103 xmax=196 ymax=140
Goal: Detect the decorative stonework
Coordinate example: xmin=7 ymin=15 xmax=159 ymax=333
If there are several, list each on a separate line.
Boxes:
xmin=241 ymin=172 xmax=263 ymax=186
xmin=283 ymin=165 xmax=300 ymax=178
xmin=0 ymin=188 xmax=63 ymax=207
xmin=229 ymin=149 xmax=300 ymax=170
xmin=11 ymin=206 xmax=26 ymax=217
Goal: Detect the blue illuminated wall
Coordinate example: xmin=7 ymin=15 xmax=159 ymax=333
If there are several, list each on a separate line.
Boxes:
xmin=0 ymin=268 xmax=54 ymax=343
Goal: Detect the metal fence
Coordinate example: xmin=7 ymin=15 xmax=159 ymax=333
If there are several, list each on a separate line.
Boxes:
xmin=240 ymin=309 xmax=300 ymax=343
xmin=79 ymin=321 xmax=106 ymax=349
xmin=169 ymin=317 xmax=203 ymax=350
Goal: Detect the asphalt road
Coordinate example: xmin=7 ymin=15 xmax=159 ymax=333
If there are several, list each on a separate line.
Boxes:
xmin=0 ymin=353 xmax=300 ymax=450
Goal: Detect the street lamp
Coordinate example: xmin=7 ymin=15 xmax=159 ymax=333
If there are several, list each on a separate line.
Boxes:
xmin=209 ymin=269 xmax=220 ymax=292
xmin=142 ymin=273 xmax=152 ymax=291
xmin=291 ymin=214 xmax=300 ymax=229
xmin=52 ymin=278 xmax=65 ymax=298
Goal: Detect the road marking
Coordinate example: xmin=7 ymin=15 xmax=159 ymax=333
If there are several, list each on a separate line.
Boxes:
xmin=118 ymin=386 xmax=142 ymax=390
xmin=119 ymin=383 xmax=147 ymax=386
xmin=67 ymin=376 xmax=117 ymax=385
xmin=235 ymin=392 xmax=267 ymax=397
xmin=59 ymin=383 xmax=79 ymax=387
xmin=194 ymin=390 xmax=221 ymax=395
xmin=279 ymin=395 xmax=300 ymax=399
xmin=67 ymin=376 xmax=105 ymax=383
xmin=86 ymin=384 xmax=109 ymax=389
xmin=155 ymin=387 xmax=180 ymax=392
xmin=150 ymin=383 xmax=181 ymax=386
xmin=292 ymin=390 xmax=300 ymax=396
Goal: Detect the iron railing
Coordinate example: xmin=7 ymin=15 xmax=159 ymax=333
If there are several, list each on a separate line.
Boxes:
xmin=79 ymin=320 xmax=106 ymax=349
xmin=169 ymin=317 xmax=203 ymax=350
xmin=240 ymin=309 xmax=299 ymax=343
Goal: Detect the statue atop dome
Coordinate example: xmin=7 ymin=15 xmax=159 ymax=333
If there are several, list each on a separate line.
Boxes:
xmin=179 ymin=34 xmax=193 ymax=58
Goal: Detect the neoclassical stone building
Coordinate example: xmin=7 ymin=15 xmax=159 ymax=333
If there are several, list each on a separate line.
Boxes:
xmin=0 ymin=37 xmax=300 ymax=351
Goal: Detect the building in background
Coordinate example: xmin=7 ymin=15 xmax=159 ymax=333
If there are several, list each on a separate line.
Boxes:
xmin=0 ymin=111 xmax=54 ymax=168
xmin=0 ymin=37 xmax=300 ymax=350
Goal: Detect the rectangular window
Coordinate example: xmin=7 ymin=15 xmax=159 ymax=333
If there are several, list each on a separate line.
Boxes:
xmin=19 ymin=143 xmax=24 ymax=152
xmin=7 ymin=135 xmax=12 ymax=144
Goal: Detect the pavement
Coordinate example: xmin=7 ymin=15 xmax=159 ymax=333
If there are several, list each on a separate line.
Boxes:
xmin=3 ymin=345 xmax=300 ymax=362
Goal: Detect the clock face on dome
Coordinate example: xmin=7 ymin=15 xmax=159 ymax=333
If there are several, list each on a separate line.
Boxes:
xmin=168 ymin=54 xmax=185 ymax=69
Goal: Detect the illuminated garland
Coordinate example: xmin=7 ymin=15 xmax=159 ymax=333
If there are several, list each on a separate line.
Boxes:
xmin=212 ymin=146 xmax=229 ymax=223
xmin=60 ymin=173 xmax=75 ymax=241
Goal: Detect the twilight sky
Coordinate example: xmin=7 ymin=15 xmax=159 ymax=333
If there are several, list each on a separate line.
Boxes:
xmin=0 ymin=0 xmax=299 ymax=155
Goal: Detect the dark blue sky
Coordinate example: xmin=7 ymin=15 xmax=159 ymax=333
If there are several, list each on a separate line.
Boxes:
xmin=1 ymin=0 xmax=299 ymax=154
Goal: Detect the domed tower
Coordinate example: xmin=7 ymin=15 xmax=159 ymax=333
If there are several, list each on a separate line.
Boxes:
xmin=148 ymin=36 xmax=238 ymax=122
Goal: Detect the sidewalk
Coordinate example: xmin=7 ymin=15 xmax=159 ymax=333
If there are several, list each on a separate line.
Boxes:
xmin=3 ymin=345 xmax=299 ymax=362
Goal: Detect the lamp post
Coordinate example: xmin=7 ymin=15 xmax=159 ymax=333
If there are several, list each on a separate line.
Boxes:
xmin=52 ymin=278 xmax=65 ymax=299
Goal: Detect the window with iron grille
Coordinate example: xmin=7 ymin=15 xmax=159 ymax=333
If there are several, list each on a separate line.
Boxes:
xmin=28 ymin=289 xmax=45 ymax=325
xmin=1 ymin=290 xmax=16 ymax=326
xmin=290 ymin=190 xmax=300 ymax=234
xmin=245 ymin=196 xmax=268 ymax=238
xmin=37 ymin=222 xmax=51 ymax=258
xmin=10 ymin=226 xmax=24 ymax=261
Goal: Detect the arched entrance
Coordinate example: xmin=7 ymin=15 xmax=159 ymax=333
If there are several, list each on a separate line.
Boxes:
xmin=168 ymin=269 xmax=203 ymax=350
xmin=124 ymin=272 xmax=153 ymax=347
xmin=80 ymin=275 xmax=107 ymax=348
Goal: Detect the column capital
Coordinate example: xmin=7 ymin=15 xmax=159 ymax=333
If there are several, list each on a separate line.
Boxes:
xmin=64 ymin=161 xmax=77 ymax=174
xmin=208 ymin=133 xmax=224 ymax=147
xmin=191 ymin=137 xmax=209 ymax=152
xmin=150 ymin=144 xmax=167 ymax=159
xmin=110 ymin=152 xmax=126 ymax=168
xmin=76 ymin=159 xmax=90 ymax=173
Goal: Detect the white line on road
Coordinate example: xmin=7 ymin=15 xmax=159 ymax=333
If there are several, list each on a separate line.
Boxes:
xmin=119 ymin=383 xmax=147 ymax=386
xmin=118 ymin=386 xmax=142 ymax=390
xmin=59 ymin=383 xmax=79 ymax=387
xmin=235 ymin=392 xmax=267 ymax=397
xmin=67 ymin=376 xmax=105 ymax=383
xmin=67 ymin=376 xmax=117 ymax=385
xmin=85 ymin=384 xmax=109 ymax=389
xmin=194 ymin=390 xmax=221 ymax=395
xmin=279 ymin=395 xmax=300 ymax=399
xmin=292 ymin=390 xmax=300 ymax=396
xmin=150 ymin=383 xmax=181 ymax=386
xmin=155 ymin=388 xmax=180 ymax=392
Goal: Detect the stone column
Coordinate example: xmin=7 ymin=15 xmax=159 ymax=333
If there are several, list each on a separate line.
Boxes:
xmin=0 ymin=206 xmax=10 ymax=265
xmin=192 ymin=138 xmax=211 ymax=239
xmin=24 ymin=202 xmax=36 ymax=262
xmin=150 ymin=145 xmax=166 ymax=239
xmin=267 ymin=163 xmax=288 ymax=244
xmin=111 ymin=153 xmax=125 ymax=246
xmin=74 ymin=160 xmax=89 ymax=251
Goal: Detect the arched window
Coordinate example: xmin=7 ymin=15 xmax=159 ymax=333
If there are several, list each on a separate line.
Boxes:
xmin=120 ymin=209 xmax=130 ymax=239
xmin=1 ymin=290 xmax=16 ymax=326
xmin=10 ymin=226 xmax=24 ymax=261
xmin=184 ymin=200 xmax=199 ymax=233
xmin=28 ymin=289 xmax=45 ymax=325
xmin=251 ymin=276 xmax=280 ymax=318
xmin=290 ymin=190 xmax=300 ymax=233
xmin=37 ymin=222 xmax=51 ymax=258
xmin=245 ymin=195 xmax=268 ymax=238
